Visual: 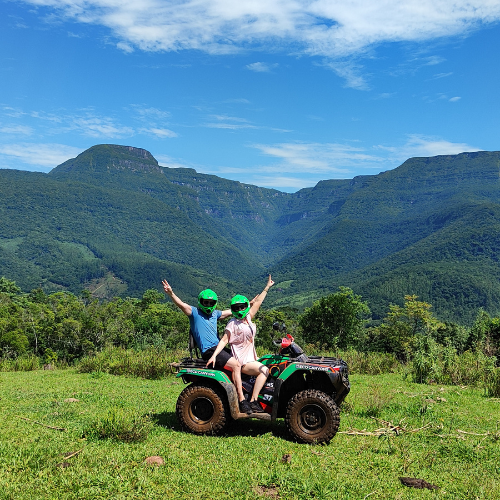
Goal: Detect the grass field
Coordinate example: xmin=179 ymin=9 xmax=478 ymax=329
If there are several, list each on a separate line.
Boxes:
xmin=1 ymin=368 xmax=499 ymax=499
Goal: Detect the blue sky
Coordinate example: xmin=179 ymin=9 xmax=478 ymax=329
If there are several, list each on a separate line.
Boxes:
xmin=1 ymin=1 xmax=500 ymax=192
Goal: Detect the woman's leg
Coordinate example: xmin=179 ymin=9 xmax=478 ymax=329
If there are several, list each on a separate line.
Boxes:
xmin=241 ymin=361 xmax=269 ymax=402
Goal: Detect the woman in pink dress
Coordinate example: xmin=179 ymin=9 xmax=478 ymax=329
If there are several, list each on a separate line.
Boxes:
xmin=206 ymin=275 xmax=274 ymax=414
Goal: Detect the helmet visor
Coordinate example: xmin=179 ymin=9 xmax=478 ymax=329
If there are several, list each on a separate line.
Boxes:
xmin=231 ymin=302 xmax=249 ymax=312
xmin=200 ymin=299 xmax=217 ymax=308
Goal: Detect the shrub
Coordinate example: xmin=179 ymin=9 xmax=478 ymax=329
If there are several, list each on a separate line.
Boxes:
xmin=0 ymin=355 xmax=41 ymax=372
xmin=78 ymin=346 xmax=187 ymax=379
xmin=484 ymin=367 xmax=500 ymax=398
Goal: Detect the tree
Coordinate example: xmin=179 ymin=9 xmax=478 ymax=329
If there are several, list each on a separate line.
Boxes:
xmin=299 ymin=287 xmax=371 ymax=349
xmin=373 ymin=295 xmax=444 ymax=359
xmin=0 ymin=277 xmax=22 ymax=297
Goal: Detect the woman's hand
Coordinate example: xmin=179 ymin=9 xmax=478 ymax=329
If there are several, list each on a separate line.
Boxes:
xmin=265 ymin=274 xmax=274 ymax=291
xmin=206 ymin=355 xmax=217 ymax=368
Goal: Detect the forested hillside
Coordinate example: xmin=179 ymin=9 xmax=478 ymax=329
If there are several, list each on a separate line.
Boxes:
xmin=1 ymin=145 xmax=500 ymax=324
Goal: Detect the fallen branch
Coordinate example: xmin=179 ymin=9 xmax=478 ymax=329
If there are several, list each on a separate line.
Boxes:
xmin=16 ymin=416 xmax=66 ymax=431
xmin=339 ymin=420 xmax=432 ymax=437
xmin=63 ymin=449 xmax=83 ymax=459
xmin=457 ymin=429 xmax=490 ymax=436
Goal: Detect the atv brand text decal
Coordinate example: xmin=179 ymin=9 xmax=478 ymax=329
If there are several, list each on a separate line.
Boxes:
xmin=185 ymin=369 xmax=216 ymax=377
xmin=295 ymin=364 xmax=332 ymax=372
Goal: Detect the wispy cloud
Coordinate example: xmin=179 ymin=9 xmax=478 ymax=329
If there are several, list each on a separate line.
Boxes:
xmin=0 ymin=143 xmax=82 ymax=170
xmin=140 ymin=127 xmax=177 ymax=138
xmin=246 ymin=62 xmax=278 ymax=73
xmin=252 ymin=142 xmax=380 ymax=174
xmin=2 ymin=104 xmax=178 ymax=140
xmin=375 ymin=134 xmax=480 ymax=160
xmin=68 ymin=115 xmax=134 ymax=138
xmin=19 ymin=1 xmax=500 ymax=88
xmin=155 ymin=154 xmax=190 ymax=169
xmin=250 ymin=135 xmax=482 ymax=182
xmin=430 ymin=72 xmax=453 ymax=79
xmin=449 ymin=96 xmax=461 ymax=102
xmin=0 ymin=125 xmax=33 ymax=135
xmin=204 ymin=114 xmax=256 ymax=130
xmin=223 ymin=98 xmax=251 ymax=104
xmin=131 ymin=105 xmax=171 ymax=120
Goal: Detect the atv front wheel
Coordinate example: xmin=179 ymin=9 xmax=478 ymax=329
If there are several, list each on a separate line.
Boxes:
xmin=285 ymin=389 xmax=340 ymax=444
xmin=176 ymin=384 xmax=230 ymax=435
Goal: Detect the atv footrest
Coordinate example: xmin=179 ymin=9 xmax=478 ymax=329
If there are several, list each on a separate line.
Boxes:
xmin=236 ymin=412 xmax=271 ymax=421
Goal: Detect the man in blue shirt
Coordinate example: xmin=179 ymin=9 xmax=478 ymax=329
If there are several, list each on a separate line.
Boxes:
xmin=162 ymin=279 xmax=251 ymax=414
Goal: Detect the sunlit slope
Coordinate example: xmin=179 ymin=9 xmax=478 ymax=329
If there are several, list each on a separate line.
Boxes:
xmin=0 ymin=167 xmax=261 ymax=297
xmin=269 ymin=152 xmax=500 ymax=323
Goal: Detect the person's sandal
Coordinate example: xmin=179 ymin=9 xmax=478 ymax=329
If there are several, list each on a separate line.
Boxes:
xmin=239 ymin=399 xmax=252 ymax=414
xmin=249 ymin=400 xmax=264 ymax=413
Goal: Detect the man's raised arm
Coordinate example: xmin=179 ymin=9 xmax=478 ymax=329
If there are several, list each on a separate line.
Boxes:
xmin=162 ymin=279 xmax=192 ymax=316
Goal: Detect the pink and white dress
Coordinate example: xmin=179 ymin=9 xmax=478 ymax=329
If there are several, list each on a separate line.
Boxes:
xmin=225 ymin=315 xmax=257 ymax=366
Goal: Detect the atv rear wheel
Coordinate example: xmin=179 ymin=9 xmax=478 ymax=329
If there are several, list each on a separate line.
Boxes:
xmin=176 ymin=384 xmax=230 ymax=435
xmin=285 ymin=389 xmax=340 ymax=444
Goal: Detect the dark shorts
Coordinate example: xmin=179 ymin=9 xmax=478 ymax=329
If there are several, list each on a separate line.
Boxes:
xmin=201 ymin=346 xmax=233 ymax=370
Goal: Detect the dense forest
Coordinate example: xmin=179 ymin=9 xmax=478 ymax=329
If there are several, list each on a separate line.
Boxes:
xmin=1 ymin=277 xmax=499 ymax=373
xmin=2 ymin=145 xmax=500 ymax=325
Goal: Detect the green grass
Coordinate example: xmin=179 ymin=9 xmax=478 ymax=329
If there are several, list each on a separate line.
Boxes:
xmin=1 ymin=369 xmax=499 ymax=499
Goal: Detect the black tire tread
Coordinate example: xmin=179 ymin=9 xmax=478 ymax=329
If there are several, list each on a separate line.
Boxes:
xmin=176 ymin=384 xmax=229 ymax=436
xmin=285 ymin=389 xmax=340 ymax=444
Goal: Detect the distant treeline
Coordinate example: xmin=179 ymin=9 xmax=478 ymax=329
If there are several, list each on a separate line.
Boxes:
xmin=1 ymin=277 xmax=499 ymax=373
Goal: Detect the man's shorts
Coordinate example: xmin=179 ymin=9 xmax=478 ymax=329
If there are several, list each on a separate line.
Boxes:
xmin=201 ymin=346 xmax=233 ymax=370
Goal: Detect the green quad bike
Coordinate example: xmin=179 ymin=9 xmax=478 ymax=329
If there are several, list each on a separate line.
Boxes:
xmin=173 ymin=323 xmax=350 ymax=444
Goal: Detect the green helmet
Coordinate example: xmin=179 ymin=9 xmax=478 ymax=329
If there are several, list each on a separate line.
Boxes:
xmin=198 ymin=289 xmax=218 ymax=315
xmin=230 ymin=294 xmax=250 ymax=319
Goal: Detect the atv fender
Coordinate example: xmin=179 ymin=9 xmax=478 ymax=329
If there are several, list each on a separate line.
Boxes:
xmin=272 ymin=363 xmax=350 ymax=419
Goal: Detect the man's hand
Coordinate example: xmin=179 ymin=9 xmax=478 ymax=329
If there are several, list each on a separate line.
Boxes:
xmin=162 ymin=279 xmax=173 ymax=295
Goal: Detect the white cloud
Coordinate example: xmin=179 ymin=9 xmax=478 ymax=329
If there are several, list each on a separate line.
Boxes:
xmin=204 ymin=114 xmax=256 ymax=129
xmin=0 ymin=125 xmax=33 ymax=135
xmin=449 ymin=96 xmax=461 ymax=102
xmin=376 ymin=134 xmax=481 ymax=160
xmin=325 ymin=60 xmax=369 ymax=90
xmin=20 ymin=1 xmax=500 ymax=79
xmin=223 ymin=98 xmax=251 ymax=104
xmin=69 ymin=115 xmax=134 ymax=137
xmin=205 ymin=122 xmax=257 ymax=130
xmin=249 ymin=175 xmax=316 ymax=190
xmin=1 ymin=106 xmax=26 ymax=118
xmin=132 ymin=105 xmax=171 ymax=120
xmin=429 ymin=72 xmax=453 ymax=80
xmin=0 ymin=143 xmax=82 ymax=170
xmin=116 ymin=41 xmax=134 ymax=53
xmin=140 ymin=127 xmax=177 ymax=138
xmin=250 ymin=135 xmax=482 ymax=181
xmin=156 ymin=154 xmax=191 ymax=169
xmin=246 ymin=62 xmax=278 ymax=72
xmin=252 ymin=142 xmax=380 ymax=174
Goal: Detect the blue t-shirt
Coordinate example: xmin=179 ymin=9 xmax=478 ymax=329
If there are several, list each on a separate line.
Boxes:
xmin=189 ymin=306 xmax=222 ymax=353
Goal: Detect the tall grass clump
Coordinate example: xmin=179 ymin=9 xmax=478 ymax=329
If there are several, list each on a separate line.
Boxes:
xmin=0 ymin=355 xmax=41 ymax=372
xmin=83 ymin=408 xmax=153 ymax=442
xmin=410 ymin=336 xmax=498 ymax=386
xmin=337 ymin=349 xmax=401 ymax=375
xmin=484 ymin=368 xmax=500 ymax=397
xmin=299 ymin=344 xmax=401 ymax=375
xmin=78 ymin=346 xmax=187 ymax=379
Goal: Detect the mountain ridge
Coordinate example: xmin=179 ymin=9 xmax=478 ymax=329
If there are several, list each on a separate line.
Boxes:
xmin=2 ymin=144 xmax=500 ymax=324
